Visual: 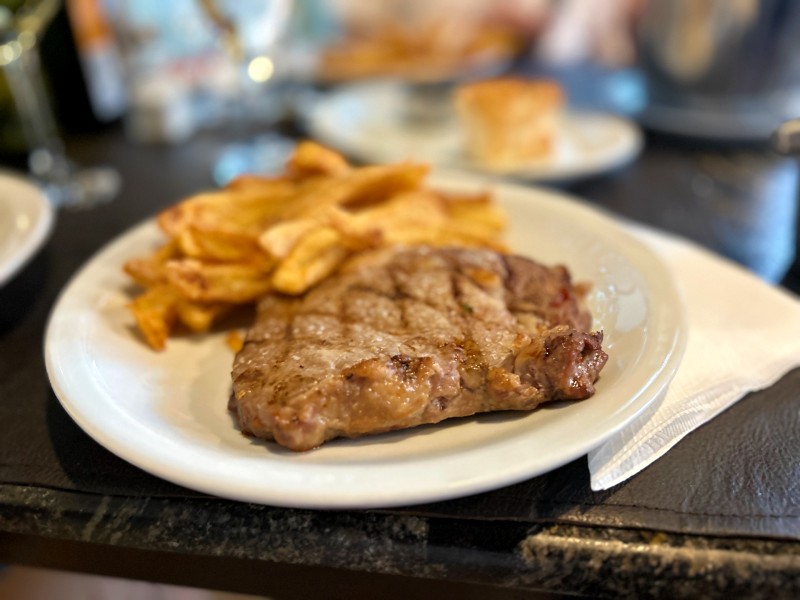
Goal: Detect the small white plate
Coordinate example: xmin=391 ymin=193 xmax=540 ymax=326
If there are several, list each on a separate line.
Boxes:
xmin=45 ymin=175 xmax=686 ymax=509
xmin=0 ymin=171 xmax=54 ymax=286
xmin=305 ymin=82 xmax=644 ymax=182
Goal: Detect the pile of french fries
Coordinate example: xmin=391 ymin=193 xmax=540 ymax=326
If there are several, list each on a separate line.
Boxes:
xmin=124 ymin=142 xmax=507 ymax=350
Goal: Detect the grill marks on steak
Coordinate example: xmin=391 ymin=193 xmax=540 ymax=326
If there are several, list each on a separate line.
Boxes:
xmin=230 ymin=246 xmax=607 ymax=451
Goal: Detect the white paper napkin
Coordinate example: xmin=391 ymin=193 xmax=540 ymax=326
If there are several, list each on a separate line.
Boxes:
xmin=588 ymin=223 xmax=800 ymax=491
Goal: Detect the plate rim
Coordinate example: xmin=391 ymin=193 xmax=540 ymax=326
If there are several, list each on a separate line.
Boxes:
xmin=44 ymin=176 xmax=687 ymax=508
xmin=0 ymin=169 xmax=54 ymax=286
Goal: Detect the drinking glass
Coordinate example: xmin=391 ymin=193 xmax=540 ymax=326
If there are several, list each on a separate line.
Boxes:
xmin=197 ymin=0 xmax=294 ymax=185
xmin=0 ymin=0 xmax=120 ymax=209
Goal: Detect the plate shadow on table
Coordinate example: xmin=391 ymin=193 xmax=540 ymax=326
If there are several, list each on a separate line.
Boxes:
xmin=44 ymin=390 xmax=201 ymax=497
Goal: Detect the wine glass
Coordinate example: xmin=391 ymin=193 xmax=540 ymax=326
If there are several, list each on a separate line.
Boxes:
xmin=0 ymin=0 xmax=120 ymax=209
xmin=197 ymin=0 xmax=295 ymax=186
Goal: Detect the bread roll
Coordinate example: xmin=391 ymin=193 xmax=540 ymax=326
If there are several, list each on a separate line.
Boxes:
xmin=455 ymin=78 xmax=565 ymax=169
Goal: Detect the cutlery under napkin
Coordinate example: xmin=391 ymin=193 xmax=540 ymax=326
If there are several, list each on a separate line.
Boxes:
xmin=588 ymin=223 xmax=800 ymax=491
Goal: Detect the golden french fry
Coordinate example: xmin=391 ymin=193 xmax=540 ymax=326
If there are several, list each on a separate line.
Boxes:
xmin=165 ymin=259 xmax=273 ymax=303
xmin=225 ymin=330 xmax=245 ymax=353
xmin=176 ymin=300 xmax=231 ymax=333
xmin=175 ymin=228 xmax=202 ymax=259
xmin=123 ymin=241 xmax=180 ymax=288
xmin=441 ymin=192 xmax=507 ymax=238
xmin=128 ymin=284 xmax=180 ymax=351
xmin=271 ymin=227 xmax=352 ymax=294
xmin=224 ymin=173 xmax=284 ymax=191
xmin=157 ymin=183 xmax=295 ymax=238
xmin=286 ymin=140 xmax=351 ymax=178
xmin=178 ymin=225 xmax=272 ymax=264
xmin=258 ymin=217 xmax=321 ymax=259
xmin=328 ymin=190 xmax=448 ymax=244
xmin=338 ymin=163 xmax=430 ymax=209
xmin=337 ymin=191 xmax=505 ymax=250
xmin=281 ymin=162 xmax=429 ymax=219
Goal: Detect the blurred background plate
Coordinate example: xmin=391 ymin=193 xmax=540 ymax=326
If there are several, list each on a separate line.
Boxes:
xmin=0 ymin=170 xmax=54 ymax=286
xmin=304 ymin=81 xmax=643 ymax=183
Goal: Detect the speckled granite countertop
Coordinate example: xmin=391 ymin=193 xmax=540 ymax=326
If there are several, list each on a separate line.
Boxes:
xmin=1 ymin=484 xmax=798 ymax=598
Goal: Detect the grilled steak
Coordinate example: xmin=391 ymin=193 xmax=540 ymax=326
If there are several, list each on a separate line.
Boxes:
xmin=231 ymin=246 xmax=607 ymax=451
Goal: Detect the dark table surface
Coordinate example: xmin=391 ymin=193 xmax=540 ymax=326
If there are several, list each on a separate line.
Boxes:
xmin=1 ymin=118 xmax=799 ymax=599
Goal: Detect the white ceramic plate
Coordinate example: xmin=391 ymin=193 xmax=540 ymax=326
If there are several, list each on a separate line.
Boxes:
xmin=45 ymin=175 xmax=686 ymax=508
xmin=0 ymin=171 xmax=54 ymax=286
xmin=305 ymin=82 xmax=643 ymax=182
